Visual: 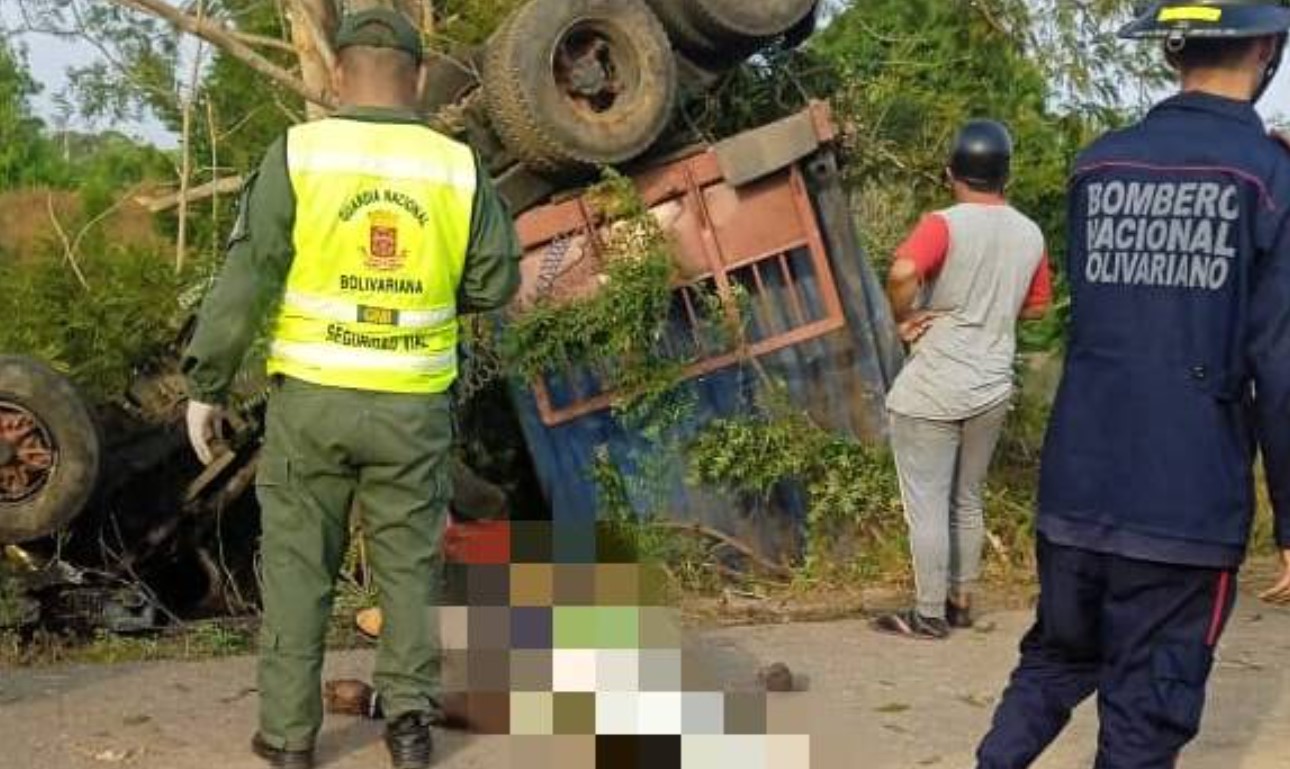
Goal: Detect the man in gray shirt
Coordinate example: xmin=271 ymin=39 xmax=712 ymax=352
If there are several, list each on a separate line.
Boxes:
xmin=873 ymin=120 xmax=1052 ymax=640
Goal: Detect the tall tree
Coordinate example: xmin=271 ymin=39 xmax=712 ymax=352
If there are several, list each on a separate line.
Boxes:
xmin=0 ymin=39 xmax=57 ymax=190
xmin=8 ymin=1 xmax=439 ymax=214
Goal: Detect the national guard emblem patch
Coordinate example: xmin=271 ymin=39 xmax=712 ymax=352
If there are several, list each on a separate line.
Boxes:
xmin=364 ymin=210 xmax=407 ymax=271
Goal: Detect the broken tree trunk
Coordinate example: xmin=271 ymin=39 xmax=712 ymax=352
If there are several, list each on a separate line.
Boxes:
xmin=286 ymin=0 xmax=436 ymax=120
xmin=108 ymin=0 xmax=436 ymax=126
xmin=107 ymin=0 xmax=333 ymax=109
xmin=655 ymin=522 xmax=795 ymax=580
xmin=134 ymin=177 xmax=244 ymax=214
xmin=287 ymin=0 xmax=339 ymax=120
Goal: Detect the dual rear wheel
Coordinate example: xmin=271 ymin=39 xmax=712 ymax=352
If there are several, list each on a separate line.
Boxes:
xmin=476 ymin=0 xmax=818 ymax=176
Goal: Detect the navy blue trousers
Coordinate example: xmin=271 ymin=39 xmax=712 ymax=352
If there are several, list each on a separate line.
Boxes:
xmin=977 ymin=536 xmax=1237 ymax=769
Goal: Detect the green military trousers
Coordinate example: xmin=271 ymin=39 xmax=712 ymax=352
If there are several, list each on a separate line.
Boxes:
xmin=254 ymin=376 xmax=451 ymax=750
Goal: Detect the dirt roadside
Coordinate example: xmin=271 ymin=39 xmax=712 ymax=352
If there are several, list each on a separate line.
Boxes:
xmin=1 ymin=586 xmax=1287 ymax=769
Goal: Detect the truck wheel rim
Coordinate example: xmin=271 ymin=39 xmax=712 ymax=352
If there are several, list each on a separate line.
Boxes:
xmin=0 ymin=401 xmax=57 ymax=504
xmin=552 ymin=21 xmax=640 ymax=122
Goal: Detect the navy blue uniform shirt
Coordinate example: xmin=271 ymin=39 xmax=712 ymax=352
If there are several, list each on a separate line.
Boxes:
xmin=1039 ymin=92 xmax=1290 ymax=569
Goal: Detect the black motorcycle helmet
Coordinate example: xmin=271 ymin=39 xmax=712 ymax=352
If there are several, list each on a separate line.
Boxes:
xmin=948 ymin=120 xmax=1013 ymax=192
xmin=1119 ymin=1 xmax=1290 ymax=101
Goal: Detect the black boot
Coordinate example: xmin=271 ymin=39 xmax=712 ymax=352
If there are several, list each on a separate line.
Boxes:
xmin=251 ymin=733 xmax=314 ymax=769
xmin=946 ymin=597 xmax=975 ymax=629
xmin=386 ymin=711 xmax=434 ymax=769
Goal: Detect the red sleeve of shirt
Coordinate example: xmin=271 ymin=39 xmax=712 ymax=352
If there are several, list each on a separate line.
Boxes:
xmin=1024 ymin=251 xmax=1054 ymax=310
xmin=894 ymin=213 xmax=950 ymax=279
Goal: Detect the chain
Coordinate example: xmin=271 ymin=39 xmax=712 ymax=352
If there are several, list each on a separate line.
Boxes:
xmin=457 ymin=233 xmax=577 ymax=403
xmin=534 ymin=233 xmax=574 ymax=301
xmin=457 ymin=315 xmax=506 ymax=403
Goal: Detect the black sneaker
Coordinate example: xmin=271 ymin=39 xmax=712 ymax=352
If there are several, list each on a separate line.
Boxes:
xmin=946 ymin=599 xmax=974 ymax=629
xmin=251 ymin=733 xmax=314 ymax=769
xmin=871 ymin=609 xmax=950 ymax=640
xmin=386 ymin=711 xmax=435 ymax=769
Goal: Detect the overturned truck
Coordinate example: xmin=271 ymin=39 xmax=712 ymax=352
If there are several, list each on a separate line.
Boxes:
xmin=1 ymin=0 xmax=894 ymax=633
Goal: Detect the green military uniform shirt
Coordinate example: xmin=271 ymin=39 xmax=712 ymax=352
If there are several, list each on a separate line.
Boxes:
xmin=182 ymin=106 xmax=522 ymax=404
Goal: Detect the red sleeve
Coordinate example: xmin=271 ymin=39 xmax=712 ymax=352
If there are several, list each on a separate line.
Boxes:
xmin=1024 ymin=251 xmax=1053 ymax=310
xmin=894 ymin=214 xmax=950 ymax=279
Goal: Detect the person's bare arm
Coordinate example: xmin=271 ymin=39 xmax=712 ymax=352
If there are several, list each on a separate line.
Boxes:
xmin=886 ymin=215 xmax=949 ymax=344
xmin=886 ymin=256 xmax=922 ymax=323
xmin=887 ymin=257 xmax=939 ymax=343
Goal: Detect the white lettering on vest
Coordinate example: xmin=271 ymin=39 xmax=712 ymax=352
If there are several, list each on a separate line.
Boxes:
xmin=1082 ymin=181 xmax=1241 ymax=292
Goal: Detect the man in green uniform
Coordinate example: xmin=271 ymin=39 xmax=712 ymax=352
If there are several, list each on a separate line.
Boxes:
xmin=180 ymin=9 xmax=521 ymax=769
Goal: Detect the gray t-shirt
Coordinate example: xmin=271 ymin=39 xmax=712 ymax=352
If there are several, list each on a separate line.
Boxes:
xmin=886 ymin=203 xmax=1046 ymax=421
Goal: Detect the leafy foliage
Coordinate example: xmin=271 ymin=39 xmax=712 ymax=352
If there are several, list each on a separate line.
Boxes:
xmin=678 ymin=0 xmax=1162 ymax=357
xmin=0 ymin=243 xmax=199 ymax=402
xmin=58 ymin=131 xmax=175 ymax=210
xmin=0 ymin=34 xmax=174 ymax=207
xmin=0 ymin=30 xmax=196 ymax=403
xmin=435 ymin=0 xmax=525 ymax=46
xmin=502 ymin=171 xmax=682 ymax=408
xmin=686 ymin=388 xmax=904 ymax=571
xmin=0 ymin=40 xmax=62 ymax=190
xmin=192 ymin=1 xmax=299 ymax=173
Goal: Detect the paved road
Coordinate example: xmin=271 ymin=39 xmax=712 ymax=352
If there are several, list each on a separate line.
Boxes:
xmin=2 ymin=597 xmax=1288 ymax=769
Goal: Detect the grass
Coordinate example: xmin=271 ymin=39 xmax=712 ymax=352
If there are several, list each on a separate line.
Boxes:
xmin=0 ymin=588 xmax=376 ymax=669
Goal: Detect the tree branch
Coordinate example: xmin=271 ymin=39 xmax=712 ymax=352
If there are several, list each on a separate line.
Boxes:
xmin=231 ymin=29 xmax=296 ymax=53
xmin=134 ymin=176 xmax=245 ymax=213
xmin=286 ymin=0 xmax=337 ymax=119
xmin=293 ymin=0 xmax=338 ymax=71
xmin=45 ymin=194 xmax=90 ymax=292
xmin=107 ymin=0 xmax=334 ymax=110
xmin=655 ymin=521 xmax=794 ymax=580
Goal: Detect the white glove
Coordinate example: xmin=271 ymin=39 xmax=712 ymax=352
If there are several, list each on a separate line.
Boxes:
xmin=186 ymin=400 xmax=224 ymax=466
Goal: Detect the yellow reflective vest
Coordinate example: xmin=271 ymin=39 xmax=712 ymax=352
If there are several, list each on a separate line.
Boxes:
xmin=266 ymin=118 xmax=476 ymax=394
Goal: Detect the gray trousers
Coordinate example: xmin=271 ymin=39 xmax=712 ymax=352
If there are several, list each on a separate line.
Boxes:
xmin=889 ymin=400 xmax=1010 ymax=619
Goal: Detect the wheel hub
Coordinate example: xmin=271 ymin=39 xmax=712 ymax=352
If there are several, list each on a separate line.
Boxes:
xmin=0 ymin=401 xmax=57 ymax=503
xmin=567 ymin=41 xmax=611 ymax=95
xmin=556 ymin=27 xmax=624 ymax=114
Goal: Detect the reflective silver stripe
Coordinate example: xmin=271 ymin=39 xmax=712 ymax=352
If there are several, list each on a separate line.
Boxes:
xmin=271 ymin=342 xmax=456 ymax=374
xmin=283 ymin=291 xmax=456 ymax=329
xmin=289 ymin=153 xmax=476 ymax=192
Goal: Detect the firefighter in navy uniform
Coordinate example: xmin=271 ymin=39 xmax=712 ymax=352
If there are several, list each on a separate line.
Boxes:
xmin=977 ymin=2 xmax=1290 ymax=767
xmin=181 ymin=9 xmax=520 ymax=769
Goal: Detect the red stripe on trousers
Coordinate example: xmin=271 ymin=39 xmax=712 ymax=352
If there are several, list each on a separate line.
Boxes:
xmin=1206 ymin=571 xmax=1232 ymax=647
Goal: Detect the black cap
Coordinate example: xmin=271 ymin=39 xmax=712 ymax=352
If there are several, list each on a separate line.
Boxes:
xmin=335 ymin=8 xmax=424 ymax=63
xmin=949 ymin=119 xmax=1013 ymax=189
xmin=1120 ymin=1 xmax=1290 ymax=39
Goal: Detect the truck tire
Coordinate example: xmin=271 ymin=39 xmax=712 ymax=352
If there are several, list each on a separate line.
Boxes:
xmin=0 ymin=356 xmax=100 ymax=543
xmin=482 ymin=0 xmax=677 ymax=175
xmin=645 ymin=0 xmax=816 ymax=64
xmin=782 ymin=2 xmax=820 ymax=50
xmin=643 ymin=0 xmax=723 ymax=59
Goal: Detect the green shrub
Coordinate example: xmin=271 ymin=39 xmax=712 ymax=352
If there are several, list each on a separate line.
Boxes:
xmin=0 ymin=241 xmax=200 ymax=403
xmin=502 ymin=171 xmax=682 ymax=409
xmin=686 ymin=388 xmax=905 ymax=574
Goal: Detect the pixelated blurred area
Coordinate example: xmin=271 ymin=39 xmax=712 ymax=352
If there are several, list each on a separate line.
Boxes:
xmin=326 ymin=520 xmax=813 ymax=765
